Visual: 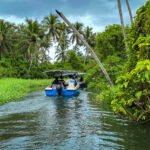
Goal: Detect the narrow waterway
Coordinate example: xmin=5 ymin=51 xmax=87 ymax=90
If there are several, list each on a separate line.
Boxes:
xmin=0 ymin=91 xmax=150 ymax=150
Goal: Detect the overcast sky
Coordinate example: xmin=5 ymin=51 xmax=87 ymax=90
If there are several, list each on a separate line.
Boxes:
xmin=0 ymin=0 xmax=146 ymax=31
xmin=0 ymin=0 xmax=146 ymax=60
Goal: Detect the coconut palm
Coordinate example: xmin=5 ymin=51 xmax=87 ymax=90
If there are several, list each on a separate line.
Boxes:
xmin=42 ymin=14 xmax=60 ymax=42
xmin=84 ymin=26 xmax=96 ymax=47
xmin=126 ymin=0 xmax=133 ymax=24
xmin=18 ymin=19 xmax=45 ymax=71
xmin=57 ymin=22 xmax=69 ymax=38
xmin=0 ymin=19 xmax=13 ymax=59
xmin=69 ymin=22 xmax=84 ymax=50
xmin=55 ymin=30 xmax=69 ymax=62
xmin=83 ymin=26 xmax=96 ymax=63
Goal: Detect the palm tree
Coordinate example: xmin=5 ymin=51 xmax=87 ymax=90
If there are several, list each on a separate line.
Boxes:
xmin=0 ymin=19 xmax=13 ymax=59
xmin=55 ymin=30 xmax=69 ymax=62
xmin=117 ymin=0 xmax=129 ymax=56
xmin=83 ymin=26 xmax=96 ymax=64
xmin=18 ymin=19 xmax=45 ymax=72
xmin=126 ymin=0 xmax=133 ymax=24
xmin=69 ymin=22 xmax=84 ymax=50
xmin=42 ymin=14 xmax=60 ymax=42
xmin=57 ymin=22 xmax=69 ymax=38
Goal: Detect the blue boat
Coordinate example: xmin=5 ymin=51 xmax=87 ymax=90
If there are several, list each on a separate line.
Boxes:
xmin=45 ymin=87 xmax=79 ymax=96
xmin=44 ymin=70 xmax=86 ymax=97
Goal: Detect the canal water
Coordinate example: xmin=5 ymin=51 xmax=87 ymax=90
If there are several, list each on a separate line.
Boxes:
xmin=0 ymin=91 xmax=150 ymax=150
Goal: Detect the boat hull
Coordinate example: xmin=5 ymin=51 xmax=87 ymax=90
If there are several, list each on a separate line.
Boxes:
xmin=45 ymin=88 xmax=79 ymax=96
xmin=45 ymin=89 xmax=58 ymax=96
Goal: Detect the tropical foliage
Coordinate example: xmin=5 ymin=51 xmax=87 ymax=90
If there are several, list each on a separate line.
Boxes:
xmin=0 ymin=0 xmax=150 ymax=123
xmin=85 ymin=0 xmax=150 ymax=123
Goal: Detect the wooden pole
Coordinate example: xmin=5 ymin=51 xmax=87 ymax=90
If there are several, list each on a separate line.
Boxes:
xmin=56 ymin=10 xmax=114 ymax=86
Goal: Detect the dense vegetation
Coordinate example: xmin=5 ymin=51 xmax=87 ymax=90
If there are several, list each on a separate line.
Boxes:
xmin=87 ymin=1 xmax=150 ymax=124
xmin=0 ymin=1 xmax=149 ymax=123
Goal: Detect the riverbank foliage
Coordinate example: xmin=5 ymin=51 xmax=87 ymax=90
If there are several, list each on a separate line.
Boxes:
xmin=0 ymin=78 xmax=51 ymax=105
xmin=85 ymin=1 xmax=150 ymax=123
xmin=0 ymin=1 xmax=150 ymax=123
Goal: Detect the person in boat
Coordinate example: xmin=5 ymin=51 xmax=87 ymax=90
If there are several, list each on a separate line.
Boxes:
xmin=79 ymin=76 xmax=87 ymax=89
xmin=74 ymin=75 xmax=79 ymax=85
xmin=59 ymin=76 xmax=66 ymax=88
xmin=51 ymin=77 xmax=59 ymax=87
xmin=79 ymin=76 xmax=83 ymax=83
xmin=51 ymin=77 xmax=62 ymax=96
xmin=66 ymin=75 xmax=78 ymax=90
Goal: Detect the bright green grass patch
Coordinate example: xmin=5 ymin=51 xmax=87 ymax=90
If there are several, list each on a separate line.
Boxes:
xmin=0 ymin=78 xmax=52 ymax=105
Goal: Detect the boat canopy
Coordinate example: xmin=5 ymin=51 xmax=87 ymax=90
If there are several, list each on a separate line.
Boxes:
xmin=43 ymin=70 xmax=86 ymax=76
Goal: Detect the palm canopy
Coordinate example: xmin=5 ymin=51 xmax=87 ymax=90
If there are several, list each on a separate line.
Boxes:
xmin=18 ymin=19 xmax=44 ymax=58
xmin=0 ymin=19 xmax=14 ymax=59
xmin=84 ymin=26 xmax=96 ymax=47
xmin=55 ymin=29 xmax=69 ymax=62
xmin=69 ymin=22 xmax=84 ymax=50
xmin=42 ymin=14 xmax=60 ymax=42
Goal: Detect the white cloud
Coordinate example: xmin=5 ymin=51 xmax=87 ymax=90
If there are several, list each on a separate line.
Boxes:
xmin=68 ymin=14 xmax=105 ymax=32
xmin=0 ymin=15 xmax=25 ymax=24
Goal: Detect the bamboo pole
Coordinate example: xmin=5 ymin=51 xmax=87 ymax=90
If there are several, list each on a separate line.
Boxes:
xmin=56 ymin=10 xmax=114 ymax=86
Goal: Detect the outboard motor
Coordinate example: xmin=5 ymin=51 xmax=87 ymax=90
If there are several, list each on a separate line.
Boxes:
xmin=80 ymin=82 xmax=87 ymax=89
xmin=56 ymin=84 xmax=62 ymax=96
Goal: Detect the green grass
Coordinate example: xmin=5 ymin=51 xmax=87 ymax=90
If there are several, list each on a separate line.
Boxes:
xmin=0 ymin=78 xmax=52 ymax=105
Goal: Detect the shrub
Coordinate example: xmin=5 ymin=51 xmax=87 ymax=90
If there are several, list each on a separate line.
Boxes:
xmin=111 ymin=60 xmax=150 ymax=123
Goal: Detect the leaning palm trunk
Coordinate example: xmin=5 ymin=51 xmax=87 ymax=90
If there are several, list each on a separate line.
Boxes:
xmin=84 ymin=49 xmax=87 ymax=64
xmin=126 ymin=0 xmax=133 ymax=24
xmin=56 ymin=10 xmax=114 ymax=86
xmin=0 ymin=46 xmax=2 ymax=60
xmin=84 ymin=48 xmax=89 ymax=64
xmin=117 ymin=0 xmax=129 ymax=57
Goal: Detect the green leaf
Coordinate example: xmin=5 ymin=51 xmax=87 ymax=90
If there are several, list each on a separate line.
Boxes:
xmin=135 ymin=91 xmax=142 ymax=99
xmin=124 ymin=82 xmax=128 ymax=88
xmin=145 ymin=71 xmax=150 ymax=81
xmin=128 ymin=98 xmax=134 ymax=106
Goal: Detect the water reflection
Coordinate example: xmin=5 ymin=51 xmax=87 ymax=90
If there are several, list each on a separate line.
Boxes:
xmin=0 ymin=91 xmax=150 ymax=150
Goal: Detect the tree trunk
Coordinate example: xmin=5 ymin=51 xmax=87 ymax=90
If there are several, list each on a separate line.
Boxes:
xmin=126 ymin=0 xmax=133 ymax=24
xmin=56 ymin=10 xmax=114 ymax=87
xmin=117 ymin=0 xmax=129 ymax=57
xmin=0 ymin=50 xmax=1 ymax=60
xmin=84 ymin=48 xmax=87 ymax=64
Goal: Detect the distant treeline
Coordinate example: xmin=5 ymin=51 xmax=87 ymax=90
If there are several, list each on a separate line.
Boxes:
xmin=0 ymin=14 xmax=96 ymax=78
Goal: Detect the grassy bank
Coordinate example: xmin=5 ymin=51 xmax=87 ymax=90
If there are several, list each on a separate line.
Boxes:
xmin=0 ymin=78 xmax=52 ymax=105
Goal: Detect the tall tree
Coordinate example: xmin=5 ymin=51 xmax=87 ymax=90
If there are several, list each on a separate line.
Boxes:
xmin=117 ymin=0 xmax=129 ymax=56
xmin=69 ymin=22 xmax=84 ymax=50
xmin=43 ymin=14 xmax=60 ymax=42
xmin=0 ymin=20 xmax=13 ymax=59
xmin=18 ymin=19 xmax=44 ymax=72
xmin=83 ymin=26 xmax=96 ymax=63
xmin=126 ymin=0 xmax=133 ymax=24
xmin=55 ymin=29 xmax=69 ymax=62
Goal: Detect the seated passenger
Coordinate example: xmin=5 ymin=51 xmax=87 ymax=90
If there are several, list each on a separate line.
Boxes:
xmin=79 ymin=76 xmax=87 ymax=89
xmin=66 ymin=75 xmax=77 ymax=90
xmin=74 ymin=75 xmax=79 ymax=86
xmin=79 ymin=76 xmax=84 ymax=83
